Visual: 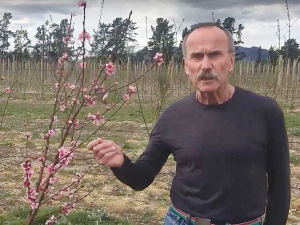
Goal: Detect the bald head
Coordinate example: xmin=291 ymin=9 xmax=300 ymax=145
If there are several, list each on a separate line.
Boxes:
xmin=182 ymin=23 xmax=235 ymax=57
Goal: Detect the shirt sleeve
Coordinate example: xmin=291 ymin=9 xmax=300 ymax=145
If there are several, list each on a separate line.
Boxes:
xmin=110 ymin=125 xmax=171 ymax=191
xmin=264 ymin=100 xmax=291 ymax=225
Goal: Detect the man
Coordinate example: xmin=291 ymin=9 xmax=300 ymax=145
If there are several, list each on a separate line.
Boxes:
xmin=88 ymin=23 xmax=290 ymax=225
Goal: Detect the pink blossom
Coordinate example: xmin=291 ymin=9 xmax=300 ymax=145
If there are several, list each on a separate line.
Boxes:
xmin=38 ymin=157 xmax=45 ymax=162
xmin=84 ymin=95 xmax=96 ymax=108
xmin=71 ymin=141 xmax=77 ymax=147
xmin=58 ymin=146 xmax=71 ymax=159
xmin=77 ymin=0 xmax=86 ymax=7
xmin=61 ymin=203 xmax=76 ymax=215
xmin=153 ymin=52 xmax=164 ymax=66
xmin=78 ymin=30 xmax=91 ymax=42
xmin=100 ymin=85 xmax=105 ymax=92
xmin=30 ymin=202 xmax=39 ymax=210
xmin=25 ymin=132 xmax=32 ymax=139
xmin=92 ymin=112 xmax=105 ymax=125
xmin=58 ymin=57 xmax=64 ymax=65
xmin=53 ymin=116 xmax=58 ymax=122
xmin=73 ymin=120 xmax=79 ymax=127
xmin=23 ymin=177 xmax=30 ymax=187
xmin=60 ymin=104 xmax=67 ymax=111
xmin=82 ymin=87 xmax=87 ymax=92
xmin=62 ymin=36 xmax=70 ymax=44
xmin=45 ymin=215 xmax=57 ymax=225
xmin=71 ymin=98 xmax=80 ymax=105
xmin=129 ymin=85 xmax=136 ymax=93
xmin=48 ymin=129 xmax=55 ymax=136
xmin=64 ymin=83 xmax=69 ymax=88
xmin=69 ymin=84 xmax=76 ymax=90
xmin=55 ymin=83 xmax=59 ymax=88
xmin=80 ymin=62 xmax=87 ymax=68
xmin=21 ymin=160 xmax=34 ymax=178
xmin=105 ymin=62 xmax=115 ymax=75
xmin=87 ymin=113 xmax=96 ymax=120
xmin=67 ymin=120 xmax=73 ymax=125
xmin=62 ymin=53 xmax=69 ymax=59
xmin=47 ymin=164 xmax=54 ymax=173
xmin=5 ymin=87 xmax=11 ymax=93
xmin=102 ymin=92 xmax=108 ymax=102
xmin=94 ymin=85 xmax=99 ymax=91
xmin=28 ymin=188 xmax=38 ymax=199
xmin=49 ymin=177 xmax=58 ymax=185
xmin=124 ymin=94 xmax=130 ymax=101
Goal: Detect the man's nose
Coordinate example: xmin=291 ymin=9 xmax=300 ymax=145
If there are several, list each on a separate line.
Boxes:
xmin=201 ymin=55 xmax=213 ymax=71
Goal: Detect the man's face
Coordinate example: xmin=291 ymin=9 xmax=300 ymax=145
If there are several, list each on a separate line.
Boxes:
xmin=184 ymin=26 xmax=235 ymax=93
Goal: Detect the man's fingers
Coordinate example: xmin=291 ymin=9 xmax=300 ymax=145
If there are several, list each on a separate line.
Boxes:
xmin=93 ymin=141 xmax=115 ymax=152
xmin=87 ymin=138 xmax=103 ymax=150
xmin=98 ymin=151 xmax=118 ymax=165
xmin=94 ymin=146 xmax=116 ymax=160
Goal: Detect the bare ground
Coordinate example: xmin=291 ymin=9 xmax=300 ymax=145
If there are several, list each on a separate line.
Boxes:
xmin=0 ymin=121 xmax=300 ymax=225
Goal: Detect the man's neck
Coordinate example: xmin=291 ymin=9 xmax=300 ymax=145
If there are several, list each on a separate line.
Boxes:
xmin=196 ymin=85 xmax=235 ymax=105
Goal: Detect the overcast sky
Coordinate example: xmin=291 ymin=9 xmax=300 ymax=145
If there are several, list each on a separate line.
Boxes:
xmin=2 ymin=0 xmax=300 ymax=52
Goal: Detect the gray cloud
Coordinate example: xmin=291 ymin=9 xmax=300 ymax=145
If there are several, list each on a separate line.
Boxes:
xmin=176 ymin=0 xmax=300 ymax=10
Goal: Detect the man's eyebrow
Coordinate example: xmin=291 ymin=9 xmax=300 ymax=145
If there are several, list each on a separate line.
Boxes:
xmin=190 ymin=50 xmax=222 ymax=56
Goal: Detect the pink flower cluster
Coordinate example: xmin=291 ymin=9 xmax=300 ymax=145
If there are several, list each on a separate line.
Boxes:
xmin=21 ymin=160 xmax=40 ymax=209
xmin=58 ymin=53 xmax=71 ymax=65
xmin=21 ymin=159 xmax=34 ymax=187
xmin=45 ymin=215 xmax=57 ymax=225
xmin=86 ymin=112 xmax=105 ymax=125
xmin=61 ymin=202 xmax=76 ymax=215
xmin=78 ymin=30 xmax=91 ymax=42
xmin=25 ymin=132 xmax=32 ymax=139
xmin=72 ymin=98 xmax=80 ymax=105
xmin=44 ymin=129 xmax=56 ymax=140
xmin=5 ymin=87 xmax=11 ymax=93
xmin=84 ymin=95 xmax=96 ymax=108
xmin=124 ymin=94 xmax=130 ymax=101
xmin=129 ymin=85 xmax=136 ymax=93
xmin=77 ymin=0 xmax=86 ymax=7
xmin=58 ymin=146 xmax=74 ymax=166
xmin=47 ymin=147 xmax=74 ymax=175
xmin=153 ymin=52 xmax=164 ymax=66
xmin=106 ymin=62 xmax=115 ymax=75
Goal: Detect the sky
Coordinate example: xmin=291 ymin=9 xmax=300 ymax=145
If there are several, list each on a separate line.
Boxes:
xmin=1 ymin=0 xmax=300 ymax=52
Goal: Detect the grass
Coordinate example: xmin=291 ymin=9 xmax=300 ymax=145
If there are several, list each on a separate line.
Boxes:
xmin=290 ymin=155 xmax=300 ymax=165
xmin=0 ymin=207 xmax=129 ymax=225
xmin=284 ymin=111 xmax=300 ymax=136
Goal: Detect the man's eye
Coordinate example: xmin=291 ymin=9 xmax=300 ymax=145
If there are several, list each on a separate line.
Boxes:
xmin=192 ymin=54 xmax=203 ymax=59
xmin=210 ymin=52 xmax=220 ymax=57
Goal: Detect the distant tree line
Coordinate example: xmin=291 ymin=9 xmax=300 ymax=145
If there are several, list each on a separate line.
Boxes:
xmin=0 ymin=12 xmax=298 ymax=64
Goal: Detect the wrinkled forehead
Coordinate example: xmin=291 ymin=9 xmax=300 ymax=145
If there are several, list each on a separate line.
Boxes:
xmin=185 ymin=26 xmax=230 ymax=54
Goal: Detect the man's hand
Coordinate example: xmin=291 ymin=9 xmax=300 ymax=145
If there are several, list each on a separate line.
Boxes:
xmin=87 ymin=138 xmax=124 ymax=168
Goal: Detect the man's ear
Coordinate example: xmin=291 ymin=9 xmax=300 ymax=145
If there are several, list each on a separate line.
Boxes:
xmin=184 ymin=56 xmax=190 ymax=76
xmin=228 ymin=52 xmax=235 ymax=72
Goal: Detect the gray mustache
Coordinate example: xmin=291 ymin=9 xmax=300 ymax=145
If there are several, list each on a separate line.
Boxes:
xmin=197 ymin=71 xmax=219 ymax=80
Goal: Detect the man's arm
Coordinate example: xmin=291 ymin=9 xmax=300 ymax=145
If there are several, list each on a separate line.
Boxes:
xmin=264 ymin=100 xmax=290 ymax=225
xmin=88 ymin=129 xmax=171 ymax=191
xmin=111 ymin=131 xmax=171 ymax=190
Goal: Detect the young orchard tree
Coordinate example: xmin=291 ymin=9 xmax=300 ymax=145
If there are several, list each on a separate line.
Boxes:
xmin=148 ymin=18 xmax=175 ymax=64
xmin=0 ymin=12 xmax=13 ymax=57
xmin=13 ymin=28 xmax=31 ymax=61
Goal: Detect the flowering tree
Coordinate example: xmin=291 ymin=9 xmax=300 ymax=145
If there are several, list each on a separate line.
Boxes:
xmin=20 ymin=1 xmax=164 ymax=225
